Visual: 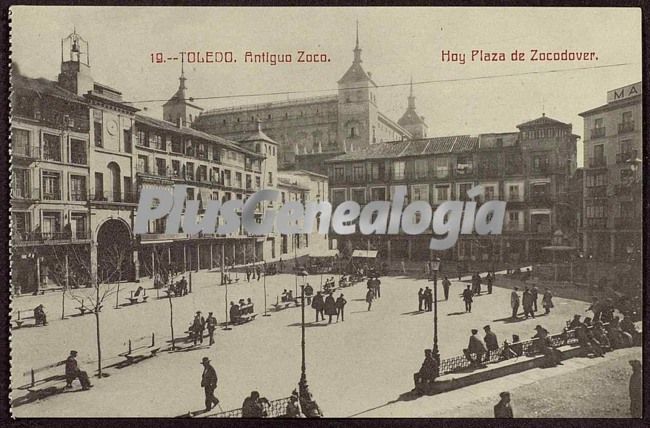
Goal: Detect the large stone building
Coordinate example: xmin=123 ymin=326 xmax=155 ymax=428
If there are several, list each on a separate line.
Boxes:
xmin=193 ymin=29 xmax=426 ymax=169
xmin=325 ymin=115 xmax=579 ymax=264
xmin=10 ymin=30 xmax=328 ymax=295
xmin=579 ymin=81 xmax=642 ymax=262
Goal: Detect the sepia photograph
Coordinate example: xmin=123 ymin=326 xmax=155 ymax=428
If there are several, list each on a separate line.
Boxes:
xmin=7 ymin=6 xmax=643 ymax=419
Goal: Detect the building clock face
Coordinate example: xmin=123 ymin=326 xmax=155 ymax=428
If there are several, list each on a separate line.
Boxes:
xmin=107 ymin=119 xmax=118 ymax=136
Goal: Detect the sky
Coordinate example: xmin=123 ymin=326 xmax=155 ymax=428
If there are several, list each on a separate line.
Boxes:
xmin=10 ymin=7 xmax=643 ymax=165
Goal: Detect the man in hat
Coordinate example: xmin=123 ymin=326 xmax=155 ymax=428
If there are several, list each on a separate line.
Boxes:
xmin=629 ymin=359 xmax=642 ymax=418
xmin=510 ymin=288 xmax=520 ymax=320
xmin=483 ymin=325 xmax=499 ymax=361
xmin=418 ymin=288 xmax=424 ymax=311
xmin=200 ymin=356 xmax=219 ymax=412
xmin=462 ymin=285 xmax=473 ymax=313
xmin=206 ymin=312 xmax=217 ymax=346
xmin=442 ymin=276 xmax=451 ymax=301
xmin=464 ymin=329 xmax=487 ymax=367
xmin=568 ymin=314 xmax=583 ymax=330
xmin=33 ymin=304 xmax=47 ymax=326
xmin=494 ymin=391 xmax=513 ymax=418
xmin=65 ymin=350 xmax=92 ymax=390
xmin=192 ymin=311 xmax=206 ymax=345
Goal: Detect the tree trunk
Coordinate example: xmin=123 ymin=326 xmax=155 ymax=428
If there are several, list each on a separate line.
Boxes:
xmin=168 ymin=294 xmax=175 ymax=350
xmin=115 ymin=283 xmax=121 ymax=309
xmin=95 ymin=310 xmax=102 ymax=377
xmin=61 ymin=290 xmax=65 ymax=320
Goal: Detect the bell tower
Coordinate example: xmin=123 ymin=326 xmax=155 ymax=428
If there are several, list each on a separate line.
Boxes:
xmin=58 ymin=29 xmax=94 ymax=96
xmin=163 ymin=61 xmax=203 ymax=127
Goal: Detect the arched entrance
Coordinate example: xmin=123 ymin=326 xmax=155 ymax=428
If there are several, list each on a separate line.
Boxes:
xmin=97 ymin=218 xmax=133 ymax=282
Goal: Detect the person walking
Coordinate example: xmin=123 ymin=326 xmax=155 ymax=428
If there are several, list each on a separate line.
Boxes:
xmin=494 ymin=391 xmax=513 ymax=418
xmin=324 ymin=293 xmax=337 ymax=324
xmin=531 ymin=285 xmax=539 ymax=312
xmin=65 ymin=350 xmax=92 ymax=390
xmin=311 ymin=291 xmax=325 ymax=322
xmin=483 ymin=325 xmax=499 ymax=361
xmin=335 ymin=294 xmax=347 ymax=322
xmin=366 ymin=288 xmax=375 ymax=311
xmin=629 ymin=360 xmax=642 ymax=418
xmin=192 ymin=311 xmax=206 ymax=345
xmin=511 ymin=288 xmax=520 ymax=320
xmin=462 ymin=285 xmax=473 ymax=313
xmin=374 ymin=277 xmax=381 ymax=298
xmin=256 ymin=265 xmax=261 ymax=281
xmin=206 ymin=312 xmax=217 ymax=346
xmin=418 ymin=288 xmax=424 ymax=311
xmin=522 ymin=287 xmax=535 ymax=319
xmin=486 ymin=273 xmax=493 ymax=295
xmin=542 ymin=288 xmax=554 ymax=314
xmin=472 ymin=272 xmax=482 ymax=295
xmin=442 ymin=276 xmax=451 ymax=301
xmin=246 ymin=267 xmax=251 ymax=282
xmin=424 ymin=287 xmax=433 ymax=312
xmin=200 ymin=357 xmax=219 ymax=412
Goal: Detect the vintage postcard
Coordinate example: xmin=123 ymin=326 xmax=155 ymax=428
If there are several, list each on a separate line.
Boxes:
xmin=8 ymin=6 xmax=643 ymax=419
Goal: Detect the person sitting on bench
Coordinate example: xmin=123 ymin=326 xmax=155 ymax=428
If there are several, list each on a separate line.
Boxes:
xmin=229 ymin=301 xmax=241 ymax=324
xmin=246 ymin=298 xmax=254 ymax=315
xmin=65 ymin=350 xmax=92 ymax=390
xmin=134 ymin=286 xmax=144 ymax=298
xmin=281 ymin=289 xmax=289 ymax=303
xmin=34 ymin=304 xmax=47 ymax=326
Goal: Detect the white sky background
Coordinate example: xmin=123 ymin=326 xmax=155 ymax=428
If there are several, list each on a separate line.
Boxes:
xmin=10 ymin=7 xmax=642 ymax=166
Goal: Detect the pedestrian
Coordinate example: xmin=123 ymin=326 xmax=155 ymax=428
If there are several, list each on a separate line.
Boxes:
xmin=532 ymin=325 xmax=563 ymax=367
xmin=246 ymin=267 xmax=251 ymax=282
xmin=424 ymin=287 xmax=433 ymax=312
xmin=472 ymin=272 xmax=482 ymax=295
xmin=462 ymin=285 xmax=473 ymax=312
xmin=311 ymin=291 xmax=324 ymax=322
xmin=206 ymin=312 xmax=217 ymax=346
xmin=494 ymin=391 xmax=513 ymax=418
xmin=279 ymin=257 xmax=284 ymax=273
xmin=64 ymin=350 xmax=92 ymax=390
xmin=366 ymin=287 xmax=374 ymax=311
xmin=483 ymin=325 xmax=499 ymax=361
xmin=242 ymin=391 xmax=269 ymax=417
xmin=464 ymin=329 xmax=487 ymax=367
xmin=629 ymin=360 xmax=642 ymax=418
xmin=587 ymin=297 xmax=602 ymax=322
xmin=442 ymin=276 xmax=451 ymax=301
xmin=486 ymin=272 xmax=493 ymax=294
xmin=522 ymin=287 xmax=535 ymax=319
xmin=192 ymin=311 xmax=206 ymax=345
xmin=542 ymin=288 xmax=554 ymax=314
xmin=418 ymin=288 xmax=424 ymax=311
xmin=200 ymin=357 xmax=219 ymax=412
xmin=401 ymin=259 xmax=406 ymax=274
xmin=335 ymin=294 xmax=347 ymax=322
xmin=374 ymin=276 xmax=381 ymax=298
xmin=33 ymin=304 xmax=47 ymax=326
xmin=511 ymin=287 xmax=520 ymax=319
xmin=324 ymin=292 xmax=337 ymax=324
xmin=531 ymin=285 xmax=539 ymax=312
xmin=256 ymin=265 xmax=261 ymax=281
xmin=304 ymin=283 xmax=314 ymax=306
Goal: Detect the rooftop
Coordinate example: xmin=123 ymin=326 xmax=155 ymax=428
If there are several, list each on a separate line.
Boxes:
xmin=200 ymin=95 xmax=338 ymax=116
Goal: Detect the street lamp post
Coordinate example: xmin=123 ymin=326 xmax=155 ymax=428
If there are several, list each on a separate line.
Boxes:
xmin=297 ymin=269 xmax=321 ymax=416
xmin=429 ymin=257 xmax=441 ymax=367
xmin=263 ymin=270 xmax=270 ymax=317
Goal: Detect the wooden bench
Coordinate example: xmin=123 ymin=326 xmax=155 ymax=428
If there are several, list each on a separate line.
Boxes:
xmin=125 ymin=289 xmax=149 ymax=305
xmin=20 ymin=360 xmax=70 ymax=395
xmin=235 ymin=312 xmax=258 ymax=324
xmin=119 ymin=333 xmax=160 ymax=363
xmin=13 ymin=309 xmax=36 ymax=328
xmin=76 ymin=301 xmax=102 ymax=316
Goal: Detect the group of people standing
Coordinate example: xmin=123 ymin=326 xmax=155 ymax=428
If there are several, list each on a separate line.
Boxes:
xmin=190 ymin=311 xmax=218 ymax=346
xmin=510 ymin=286 xmax=554 ymax=319
xmin=365 ymin=275 xmax=381 ymax=311
xmin=311 ymin=291 xmax=347 ymax=323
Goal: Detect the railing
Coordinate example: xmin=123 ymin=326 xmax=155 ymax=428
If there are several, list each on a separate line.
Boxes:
xmin=69 ymin=190 xmax=88 ymax=202
xmin=615 ymin=150 xmax=639 ymax=164
xmin=11 ymin=186 xmax=39 ymax=200
xmin=588 ymin=157 xmax=607 ymax=168
xmin=438 ymin=328 xmax=578 ymax=376
xmin=42 ymin=190 xmax=62 ymax=201
xmin=618 ymin=121 xmax=635 ymax=134
xmin=590 ymin=127 xmax=606 ymax=139
xmin=585 ymin=186 xmax=608 ymax=198
xmin=70 ymin=152 xmax=88 ymax=166
xmin=12 ymin=145 xmax=40 ymax=160
xmin=208 ymin=396 xmax=292 ymax=418
xmin=91 ymin=190 xmax=139 ymax=204
xmin=14 ymin=230 xmax=91 ymax=243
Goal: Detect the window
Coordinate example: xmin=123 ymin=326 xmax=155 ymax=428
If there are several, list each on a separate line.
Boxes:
xmin=415 ymin=159 xmax=428 ymax=179
xmin=532 ymin=155 xmax=550 ymax=173
xmin=94 ymin=172 xmax=104 ymax=199
xmin=332 ymin=189 xmax=346 ymax=206
xmin=136 ymin=129 xmax=147 ymax=147
xmin=149 ymin=133 xmax=163 ymax=150
xmin=138 ymin=155 xmax=149 ymax=174
xmin=156 ymin=158 xmax=166 ymax=177
xmin=223 ymin=170 xmax=231 ymax=186
xmin=351 ymin=188 xmax=366 ymax=205
xmin=456 ymin=155 xmax=473 ymax=176
xmin=435 ymin=185 xmax=449 ymax=202
xmin=392 ymin=161 xmax=405 ymax=180
xmin=334 ymin=167 xmax=345 ymax=181
xmin=42 ymin=171 xmax=61 ymax=200
xmin=620 ymin=140 xmax=633 ymax=155
xmin=508 ymin=185 xmax=521 ymax=201
xmin=69 ymin=139 xmax=87 ymax=165
xmin=435 ymin=157 xmax=449 ymax=178
xmin=349 ymin=127 xmax=357 ymax=138
xmin=268 ymin=172 xmax=273 ymax=185
xmin=412 ymin=184 xmax=429 ymax=202
xmin=94 ymin=110 xmax=103 ymax=147
xmin=370 ymin=162 xmax=384 ymax=180
xmin=235 ymin=172 xmax=242 ymax=188
xmin=622 ymin=111 xmax=633 ymax=124
xmin=484 ymin=185 xmax=496 ymax=200
xmin=42 ymin=133 xmax=61 ymax=161
xmin=12 ymin=212 xmax=31 ymax=238
xmin=370 ymin=187 xmax=386 ymax=201
xmin=353 ymin=164 xmax=364 ymax=181
xmin=171 ymin=136 xmax=183 ymax=153
xmin=458 ymin=183 xmax=473 ymax=200
xmin=13 ymin=128 xmax=30 ymax=156
xmin=171 ymin=160 xmax=180 ymax=177
xmin=70 ymin=175 xmax=87 ymax=201
xmin=255 ymin=176 xmax=261 ymax=190
xmin=508 ymin=212 xmax=520 ymax=223
xmin=12 ymin=168 xmax=31 ymax=199
xmin=123 ymin=129 xmax=132 ymax=153
xmin=595 ymin=118 xmax=604 ymax=129
xmin=42 ymin=211 xmax=62 ymax=237
xmin=186 ymin=162 xmax=195 ymax=181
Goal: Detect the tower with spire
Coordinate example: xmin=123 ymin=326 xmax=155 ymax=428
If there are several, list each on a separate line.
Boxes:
xmin=397 ymin=77 xmax=428 ymax=138
xmin=163 ymin=61 xmax=203 ymax=127
xmin=337 ymin=21 xmax=378 ymax=151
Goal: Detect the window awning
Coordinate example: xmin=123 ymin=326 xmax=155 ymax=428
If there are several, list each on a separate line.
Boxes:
xmin=352 ymin=250 xmax=378 ymax=258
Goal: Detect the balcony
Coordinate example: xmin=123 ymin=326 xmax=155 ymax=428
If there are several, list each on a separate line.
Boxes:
xmin=590 ymin=127 xmax=606 ymax=139
xmin=14 ymin=230 xmax=91 ymax=244
xmin=585 ymin=186 xmax=608 ymax=198
xmin=69 ymin=190 xmax=89 ymax=202
xmin=12 ymin=145 xmax=40 ymax=161
xmin=91 ymin=190 xmax=138 ymax=204
xmin=42 ymin=190 xmax=63 ymax=201
xmin=140 ymin=232 xmax=189 ymax=242
xmin=618 ymin=121 xmax=635 ymax=134
xmin=531 ymin=224 xmax=552 ymax=234
xmin=615 ymin=150 xmax=639 ymax=164
xmin=528 ymin=193 xmax=554 ymax=206
xmin=11 ymin=186 xmax=39 ymax=201
xmin=588 ymin=157 xmax=607 ymax=168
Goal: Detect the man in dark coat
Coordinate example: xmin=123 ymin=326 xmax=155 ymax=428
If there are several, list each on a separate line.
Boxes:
xmin=424 ymin=287 xmax=433 ymax=312
xmin=229 ymin=301 xmax=240 ymax=325
xmin=522 ymin=288 xmax=535 ymax=319
xmin=256 ymin=265 xmax=261 ymax=281
xmin=246 ymin=267 xmax=251 ymax=282
xmin=462 ymin=285 xmax=473 ymax=313
xmin=531 ymin=285 xmax=539 ymax=312
xmin=486 ymin=273 xmax=493 ymax=294
xmin=511 ymin=288 xmax=520 ymax=320
xmin=483 ymin=325 xmax=499 ymax=361
xmin=335 ymin=294 xmax=347 ymax=322
xmin=192 ymin=311 xmax=206 ymax=345
xmin=629 ymin=360 xmax=642 ymax=418
xmin=312 ymin=291 xmax=325 ymax=321
xmin=418 ymin=288 xmax=424 ymax=311
xmin=65 ymin=350 xmax=92 ymax=390
xmin=206 ymin=312 xmax=217 ymax=346
xmin=242 ymin=391 xmax=268 ymax=417
xmin=494 ymin=391 xmax=513 ymax=418
xmin=442 ymin=276 xmax=451 ymax=301
xmin=464 ymin=329 xmax=487 ymax=366
xmin=324 ymin=293 xmax=337 ymax=324
xmin=472 ymin=272 xmax=482 ymax=295
xmin=366 ymin=288 xmax=375 ymax=311
xmin=200 ymin=357 xmax=219 ymax=411
xmin=34 ymin=304 xmax=47 ymax=326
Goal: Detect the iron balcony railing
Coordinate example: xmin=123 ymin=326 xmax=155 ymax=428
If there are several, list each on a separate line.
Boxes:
xmin=590 ymin=127 xmax=606 ymax=139
xmin=12 ymin=145 xmax=40 ymax=160
xmin=615 ymin=150 xmax=639 ymax=164
xmin=588 ymin=157 xmax=607 ymax=168
xmin=618 ymin=121 xmax=635 ymax=134
xmin=14 ymin=230 xmax=91 ymax=243
xmin=91 ymin=190 xmax=139 ymax=204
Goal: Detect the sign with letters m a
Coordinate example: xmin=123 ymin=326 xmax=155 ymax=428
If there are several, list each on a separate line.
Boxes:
xmin=607 ymin=81 xmax=641 ymax=103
